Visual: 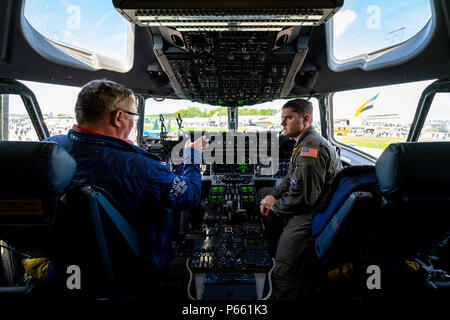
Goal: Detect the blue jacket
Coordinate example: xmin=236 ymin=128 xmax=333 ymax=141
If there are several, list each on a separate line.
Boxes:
xmin=45 ymin=129 xmax=201 ymax=274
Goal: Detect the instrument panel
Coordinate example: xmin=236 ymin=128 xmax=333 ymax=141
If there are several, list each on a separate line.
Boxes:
xmin=140 ymin=130 xmax=294 ymax=298
xmin=141 ymin=130 xmax=295 ymax=179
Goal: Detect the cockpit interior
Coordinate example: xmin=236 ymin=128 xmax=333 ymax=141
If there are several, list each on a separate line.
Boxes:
xmin=0 ymin=0 xmax=449 ymax=308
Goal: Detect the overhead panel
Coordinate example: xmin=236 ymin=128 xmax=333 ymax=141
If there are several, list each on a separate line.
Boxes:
xmin=114 ymin=1 xmax=343 ymax=106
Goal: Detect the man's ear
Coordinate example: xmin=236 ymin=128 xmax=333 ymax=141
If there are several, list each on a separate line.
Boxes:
xmin=111 ymin=109 xmax=123 ymax=127
xmin=304 ymin=114 xmax=311 ymax=125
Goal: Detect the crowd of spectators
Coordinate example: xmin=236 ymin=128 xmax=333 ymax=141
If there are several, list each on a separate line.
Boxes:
xmin=7 ymin=116 xmax=74 ymax=141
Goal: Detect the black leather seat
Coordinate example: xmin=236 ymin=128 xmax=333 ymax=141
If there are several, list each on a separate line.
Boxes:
xmin=309 ymin=143 xmax=450 ymax=300
xmin=375 ymin=142 xmax=450 ymax=254
xmin=312 ymin=141 xmax=450 ymax=261
xmin=0 ymin=141 xmax=142 ymax=299
xmin=0 ymin=141 xmax=76 ymax=252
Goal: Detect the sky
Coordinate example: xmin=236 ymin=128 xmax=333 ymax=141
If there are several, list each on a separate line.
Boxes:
xmin=24 ymin=0 xmax=129 ymax=61
xmin=333 ymin=0 xmax=432 ymax=60
xmin=8 ymin=0 xmax=446 ymax=123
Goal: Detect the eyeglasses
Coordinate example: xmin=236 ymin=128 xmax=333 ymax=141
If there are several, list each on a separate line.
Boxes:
xmin=121 ymin=109 xmax=140 ymax=121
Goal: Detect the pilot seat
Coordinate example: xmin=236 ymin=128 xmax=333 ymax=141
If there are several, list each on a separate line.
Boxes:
xmin=0 ymin=141 xmax=144 ymax=300
xmin=310 ymin=142 xmax=450 ymax=300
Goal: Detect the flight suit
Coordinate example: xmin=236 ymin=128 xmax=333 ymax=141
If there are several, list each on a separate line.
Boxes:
xmin=267 ymin=126 xmax=342 ymax=300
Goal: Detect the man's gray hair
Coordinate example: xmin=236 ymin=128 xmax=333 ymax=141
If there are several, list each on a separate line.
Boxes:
xmin=75 ymin=79 xmax=134 ymax=125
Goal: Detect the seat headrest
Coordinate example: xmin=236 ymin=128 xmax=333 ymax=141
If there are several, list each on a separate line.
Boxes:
xmin=375 ymin=142 xmax=450 ymax=196
xmin=0 ymin=141 xmax=76 ymax=194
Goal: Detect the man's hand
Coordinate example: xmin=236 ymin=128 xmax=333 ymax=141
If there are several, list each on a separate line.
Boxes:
xmin=260 ymin=195 xmax=276 ymax=216
xmin=185 ymin=136 xmax=208 ymax=152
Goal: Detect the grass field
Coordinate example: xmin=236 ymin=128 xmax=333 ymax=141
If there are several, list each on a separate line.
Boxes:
xmin=334 ymin=136 xmax=404 ymax=149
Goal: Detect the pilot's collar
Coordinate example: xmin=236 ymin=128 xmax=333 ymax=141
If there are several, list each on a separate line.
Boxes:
xmin=72 ymin=125 xmax=134 ymax=144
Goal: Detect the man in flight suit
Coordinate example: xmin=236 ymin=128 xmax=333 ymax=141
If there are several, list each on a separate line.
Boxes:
xmin=46 ymin=79 xmax=206 ymax=286
xmin=260 ymin=98 xmax=342 ymax=300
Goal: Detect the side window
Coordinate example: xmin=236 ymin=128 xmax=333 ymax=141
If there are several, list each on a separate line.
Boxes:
xmin=331 ymin=0 xmax=432 ymax=62
xmin=23 ymin=0 xmax=133 ymax=72
xmin=418 ymin=93 xmax=450 ymax=142
xmin=21 ymin=81 xmax=77 ymax=139
xmin=311 ymin=98 xmax=321 ymax=136
xmin=1 ymin=80 xmax=140 ymax=144
xmin=332 ymin=80 xmax=434 ymax=158
xmin=22 ymin=80 xmax=140 ymax=145
xmin=0 ymin=94 xmax=38 ymax=141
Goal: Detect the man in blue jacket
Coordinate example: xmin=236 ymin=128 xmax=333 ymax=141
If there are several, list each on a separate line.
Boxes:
xmin=46 ymin=79 xmax=204 ymax=282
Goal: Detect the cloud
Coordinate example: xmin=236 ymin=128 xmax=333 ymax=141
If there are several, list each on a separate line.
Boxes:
xmin=333 ymin=9 xmax=358 ymax=38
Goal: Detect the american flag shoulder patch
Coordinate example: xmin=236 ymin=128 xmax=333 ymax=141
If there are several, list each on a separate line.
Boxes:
xmin=300 ymin=147 xmax=318 ymax=158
